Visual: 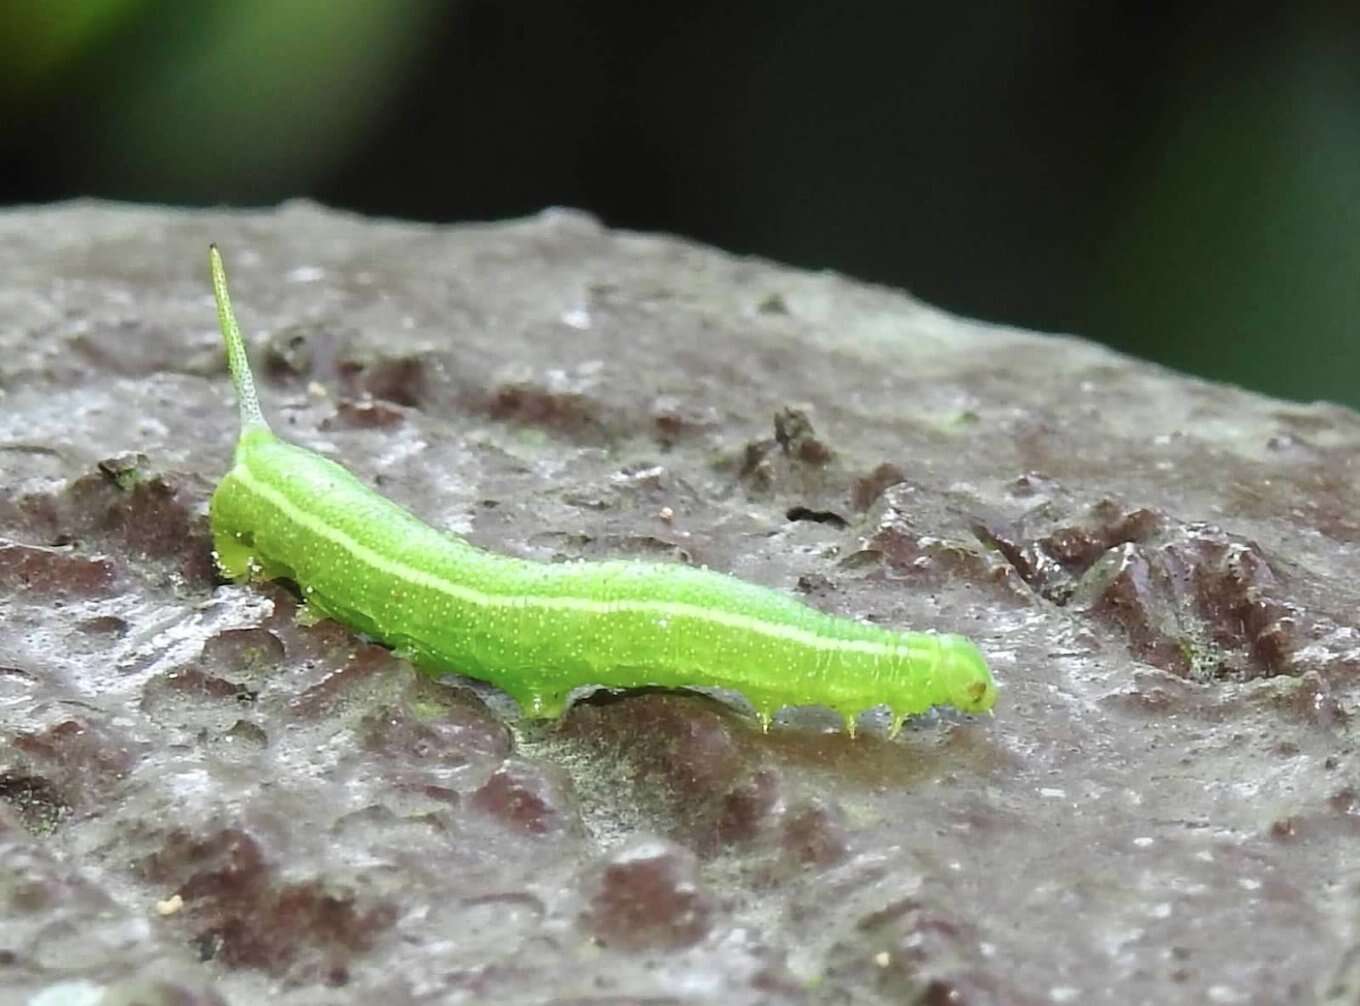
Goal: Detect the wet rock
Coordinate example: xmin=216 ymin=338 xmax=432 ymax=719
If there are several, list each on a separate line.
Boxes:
xmin=1070 ymin=520 xmax=1316 ymax=681
xmin=8 ymin=717 xmax=140 ymax=816
xmin=823 ymin=897 xmax=1002 ymax=1006
xmin=471 ymin=759 xmax=578 ymax=836
xmin=138 ymin=827 xmax=396 ymax=979
xmin=322 ymin=397 xmax=407 ymax=430
xmin=737 ymin=407 xmax=841 ymax=502
xmin=785 ymin=505 xmax=848 ymax=529
xmin=338 ymin=351 xmax=430 ymax=408
xmin=582 ymin=837 xmax=713 ymax=951
xmin=286 ymin=643 xmax=405 ymax=720
xmin=358 ymin=684 xmax=510 ymax=774
xmin=780 ymin=798 xmax=850 ymax=868
xmin=199 ymin=627 xmax=285 ymax=676
xmin=68 ymin=465 xmax=211 ymax=568
xmin=142 ymin=667 xmax=254 ymax=707
xmin=773 ymin=407 xmax=833 ymax=465
xmin=7 ymin=202 xmax=1360 ymax=1004
xmin=100 ymin=977 xmax=230 ymax=1006
xmin=851 ymin=462 xmax=907 ymax=512
xmin=0 ymin=774 xmax=70 ymax=834
xmin=0 ymin=541 xmax=117 ymax=597
xmin=650 ymin=393 xmax=720 ymax=446
xmin=863 ymin=483 xmax=1029 ymax=600
xmin=559 ymin=693 xmax=792 ymax=854
xmin=699 ymin=768 xmax=782 ymax=854
xmin=142 ymin=629 xmax=286 ymax=712
xmin=221 ymin=720 xmax=269 ymax=748
xmin=76 ymin=614 xmax=129 ymax=637
xmin=560 ymin=693 xmax=746 ymax=807
xmin=264 ymin=323 xmax=346 ymax=382
xmin=481 ymin=376 xmax=613 ymax=441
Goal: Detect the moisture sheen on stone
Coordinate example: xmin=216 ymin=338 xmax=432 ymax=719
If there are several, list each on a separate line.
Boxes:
xmin=2 ymin=201 xmax=1359 ymax=1005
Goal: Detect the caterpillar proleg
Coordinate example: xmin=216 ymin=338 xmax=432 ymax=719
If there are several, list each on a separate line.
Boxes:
xmin=206 ymin=247 xmax=997 ymax=736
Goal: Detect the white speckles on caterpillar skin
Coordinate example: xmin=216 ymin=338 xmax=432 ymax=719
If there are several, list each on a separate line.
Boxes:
xmin=204 ymin=247 xmax=998 ymax=733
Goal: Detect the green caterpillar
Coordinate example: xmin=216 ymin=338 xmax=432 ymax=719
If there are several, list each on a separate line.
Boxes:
xmin=206 ymin=247 xmax=996 ymax=736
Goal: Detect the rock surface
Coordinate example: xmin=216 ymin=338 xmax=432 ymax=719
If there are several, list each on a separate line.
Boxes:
xmin=2 ymin=201 xmax=1359 ymax=1004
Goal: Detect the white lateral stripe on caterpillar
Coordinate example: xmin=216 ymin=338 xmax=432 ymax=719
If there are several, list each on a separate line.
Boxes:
xmin=234 ymin=460 xmax=922 ymax=660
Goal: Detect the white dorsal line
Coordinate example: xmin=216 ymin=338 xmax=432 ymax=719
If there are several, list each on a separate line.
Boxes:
xmin=233 ymin=459 xmax=937 ymax=662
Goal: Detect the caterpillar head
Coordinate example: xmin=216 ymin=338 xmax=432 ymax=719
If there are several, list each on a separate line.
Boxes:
xmin=940 ymin=635 xmax=998 ymax=714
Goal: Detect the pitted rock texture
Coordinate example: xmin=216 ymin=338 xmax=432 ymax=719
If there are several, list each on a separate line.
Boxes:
xmin=2 ymin=201 xmax=1359 ymax=1005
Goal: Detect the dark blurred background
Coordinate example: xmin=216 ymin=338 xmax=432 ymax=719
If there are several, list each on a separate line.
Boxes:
xmin=4 ymin=2 xmax=1359 ymax=407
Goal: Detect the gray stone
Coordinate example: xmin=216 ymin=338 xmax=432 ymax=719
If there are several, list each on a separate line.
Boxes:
xmin=1 ymin=200 xmax=1358 ymax=1004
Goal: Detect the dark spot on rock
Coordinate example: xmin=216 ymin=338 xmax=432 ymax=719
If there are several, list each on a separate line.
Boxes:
xmin=1078 ymin=546 xmax=1192 ymax=675
xmin=560 ymin=693 xmax=745 ymax=804
xmin=484 ymin=380 xmax=608 ymax=440
xmin=984 ymin=492 xmax=1333 ymax=684
xmin=287 ymin=643 xmax=404 ymax=720
xmin=1265 ymin=671 xmax=1348 ymax=728
xmin=141 ymin=628 xmax=283 ymax=711
xmin=773 ymin=407 xmax=832 ymax=465
xmin=738 ymin=438 xmax=778 ymax=494
xmin=143 ymin=667 xmax=254 ymax=706
xmin=824 ymin=897 xmax=998 ymax=1004
xmin=852 ymin=462 xmax=907 ymax=511
xmin=865 ymin=504 xmax=1026 ymax=600
xmin=76 ymin=614 xmax=129 ymax=636
xmin=757 ymin=292 xmax=790 ymax=315
xmin=321 ymin=397 xmax=407 ymax=430
xmin=471 ymin=759 xmax=577 ymax=836
xmin=1270 ymin=817 xmax=1300 ymax=841
xmin=0 ymin=665 xmax=35 ymax=684
xmin=68 ymin=467 xmax=208 ymax=565
xmin=1006 ymin=471 xmax=1057 ymax=498
xmin=540 ymin=530 xmax=692 ymax=566
xmin=786 ymin=505 xmax=848 ymax=529
xmin=358 ymin=683 xmax=509 ymax=773
xmin=699 ymin=769 xmax=781 ymax=854
xmin=0 ymin=773 xmax=70 ymax=834
xmin=139 ymin=826 xmax=396 ymax=978
xmin=265 ymin=325 xmax=324 ymax=380
xmin=72 ymin=321 xmax=184 ymax=376
xmin=979 ymin=499 xmax=1163 ymax=604
xmin=650 ymin=394 xmax=719 ymax=446
xmin=0 ymin=541 xmax=117 ymax=597
xmin=582 ymin=837 xmax=712 ymax=951
xmin=1102 ymin=670 xmax=1218 ymax=719
xmin=331 ymin=804 xmax=451 ymax=842
xmin=201 ymin=627 xmax=286 ymax=675
xmin=780 ymin=798 xmax=849 ymax=868
xmin=11 ymin=718 xmax=139 ymax=811
xmin=795 ymin=571 xmax=835 ymax=598
xmin=560 ymin=693 xmax=790 ymax=853
xmin=223 ymin=720 xmax=269 ymax=748
xmin=1328 ymin=787 xmax=1360 ymax=823
xmin=339 ymin=353 xmax=428 ymax=408
xmin=97 ymin=452 xmax=148 ymax=491
xmin=733 ymin=407 xmax=849 ymax=507
xmin=1077 ymin=528 xmax=1311 ymax=681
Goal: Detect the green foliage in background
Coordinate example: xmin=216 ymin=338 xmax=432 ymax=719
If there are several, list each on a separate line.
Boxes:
xmin=2 ymin=0 xmax=438 ymax=200
xmin=1093 ymin=14 xmax=1360 ymax=405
